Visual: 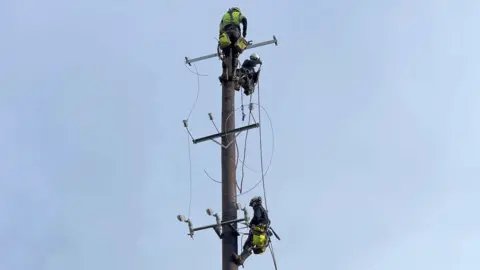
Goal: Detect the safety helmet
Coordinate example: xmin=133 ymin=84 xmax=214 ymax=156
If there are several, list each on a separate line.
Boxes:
xmin=249 ymin=196 xmax=262 ymax=207
xmin=250 ymin=53 xmax=260 ymax=61
xmin=230 ymin=7 xmax=241 ymax=13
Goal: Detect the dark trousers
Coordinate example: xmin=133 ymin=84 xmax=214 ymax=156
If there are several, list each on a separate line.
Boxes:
xmin=237 ymin=68 xmax=258 ymax=94
xmin=243 ymin=231 xmax=254 ymax=250
xmin=221 ymin=27 xmax=241 ymax=58
xmin=221 ymin=27 xmax=241 ymax=73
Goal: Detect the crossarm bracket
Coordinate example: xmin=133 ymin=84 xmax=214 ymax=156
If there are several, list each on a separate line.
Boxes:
xmin=193 ymin=123 xmax=259 ymax=144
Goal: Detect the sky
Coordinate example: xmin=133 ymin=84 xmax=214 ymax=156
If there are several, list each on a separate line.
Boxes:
xmin=1 ymin=0 xmax=480 ymax=269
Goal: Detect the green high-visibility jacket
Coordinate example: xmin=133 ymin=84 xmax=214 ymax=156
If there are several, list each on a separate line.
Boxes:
xmin=219 ymin=10 xmax=247 ymax=34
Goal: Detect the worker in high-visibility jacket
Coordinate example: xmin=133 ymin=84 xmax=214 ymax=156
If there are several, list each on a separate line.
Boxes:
xmin=232 ymin=196 xmax=271 ymax=266
xmin=218 ymin=7 xmax=248 ymax=81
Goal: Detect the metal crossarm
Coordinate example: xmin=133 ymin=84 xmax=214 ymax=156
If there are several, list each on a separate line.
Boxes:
xmin=185 ymin=35 xmax=278 ymax=65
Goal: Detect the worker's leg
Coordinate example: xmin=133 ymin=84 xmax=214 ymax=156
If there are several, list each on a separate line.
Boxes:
xmin=243 ymin=232 xmax=253 ymax=250
xmin=241 ymin=70 xmax=254 ymax=95
xmin=236 ymin=68 xmax=246 ymax=90
xmin=219 ymin=46 xmax=232 ymax=82
xmin=220 ymin=59 xmax=227 ymax=81
xmin=233 ymin=232 xmax=253 ymax=265
xmin=245 ymin=70 xmax=260 ymax=95
xmin=227 ymin=29 xmax=241 ymax=71
xmin=240 ymin=233 xmax=254 ymax=262
xmin=227 ymin=29 xmax=240 ymax=47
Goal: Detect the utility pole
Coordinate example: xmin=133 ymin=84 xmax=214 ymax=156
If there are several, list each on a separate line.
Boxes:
xmin=178 ymin=35 xmax=278 ymax=270
xmin=221 ymin=77 xmax=238 ymax=270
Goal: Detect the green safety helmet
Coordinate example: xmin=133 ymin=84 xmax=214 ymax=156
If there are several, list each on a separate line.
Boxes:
xmin=249 ymin=196 xmax=262 ymax=207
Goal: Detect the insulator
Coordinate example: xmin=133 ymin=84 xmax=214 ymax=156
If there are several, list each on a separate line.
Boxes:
xmin=183 ymin=120 xmax=188 ymax=127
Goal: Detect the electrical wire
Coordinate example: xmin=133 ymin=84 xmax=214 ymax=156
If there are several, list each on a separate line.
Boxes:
xmin=236 ymin=102 xmax=275 ymax=197
xmin=239 ymin=95 xmax=253 ymax=193
xmin=182 ymin=62 xmax=273 ymax=217
xmin=209 ymin=118 xmax=250 ymax=173
xmin=183 ymin=63 xmax=208 ymax=218
xmin=185 ymin=65 xmax=256 ymax=187
xmin=186 ymin=131 xmax=193 ymax=218
xmin=202 ymin=102 xmax=270 ymax=181
xmin=184 ymin=63 xmax=205 ymax=121
xmin=184 ymin=62 xmax=209 ymax=77
xmin=201 ymin=102 xmax=275 ymax=194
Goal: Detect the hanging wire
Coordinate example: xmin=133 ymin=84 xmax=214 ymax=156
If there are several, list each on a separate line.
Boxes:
xmin=184 ymin=62 xmax=209 ymax=77
xmin=221 ymin=94 xmax=275 ymax=197
xmin=184 ymin=63 xmax=205 ymax=121
xmin=209 ymin=116 xmax=251 ymax=172
xmin=235 ymin=65 xmax=276 ymax=198
xmin=239 ymin=95 xmax=253 ymax=193
xmin=183 ymin=63 xmax=208 ymax=218
xmin=236 ymin=102 xmax=275 ymax=197
xmin=202 ymin=103 xmax=274 ymax=187
xmin=183 ymin=63 xmax=274 ymax=211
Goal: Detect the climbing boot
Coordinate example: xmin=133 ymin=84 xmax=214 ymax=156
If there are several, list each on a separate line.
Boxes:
xmin=232 ymin=253 xmax=243 ymax=265
xmin=244 ymin=88 xmax=253 ymax=96
xmin=219 ymin=75 xmax=225 ymax=84
xmin=219 ymin=68 xmax=228 ymax=84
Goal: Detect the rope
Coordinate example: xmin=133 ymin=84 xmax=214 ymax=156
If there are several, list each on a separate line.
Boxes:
xmin=269 ymin=241 xmax=279 ymax=270
xmin=256 ymin=75 xmax=268 ymax=210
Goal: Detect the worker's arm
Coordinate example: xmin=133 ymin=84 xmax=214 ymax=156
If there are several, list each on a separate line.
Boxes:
xmin=261 ymin=207 xmax=270 ymax=225
xmin=249 ymin=207 xmax=262 ymax=226
xmin=241 ymin=17 xmax=247 ymax=37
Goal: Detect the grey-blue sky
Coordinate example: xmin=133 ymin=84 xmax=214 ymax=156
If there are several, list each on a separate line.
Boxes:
xmin=1 ymin=0 xmax=480 ymax=269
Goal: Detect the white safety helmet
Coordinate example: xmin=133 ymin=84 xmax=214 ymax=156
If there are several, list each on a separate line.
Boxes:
xmin=250 ymin=53 xmax=260 ymax=61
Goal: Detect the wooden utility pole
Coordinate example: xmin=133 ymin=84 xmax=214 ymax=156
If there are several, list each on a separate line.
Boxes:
xmin=221 ymin=78 xmax=238 ymax=270
xmin=178 ymin=35 xmax=278 ymax=270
